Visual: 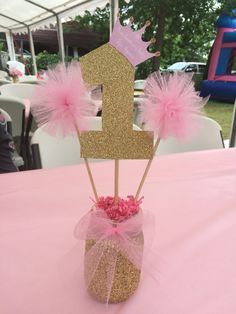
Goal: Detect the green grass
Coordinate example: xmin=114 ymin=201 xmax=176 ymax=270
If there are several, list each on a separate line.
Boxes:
xmin=203 ymin=100 xmax=234 ymax=139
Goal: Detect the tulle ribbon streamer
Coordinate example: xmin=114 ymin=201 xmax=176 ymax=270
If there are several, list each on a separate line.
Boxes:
xmin=74 ymin=210 xmax=155 ymax=303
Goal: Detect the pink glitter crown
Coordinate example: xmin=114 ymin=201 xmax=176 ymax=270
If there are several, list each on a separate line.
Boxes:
xmin=109 ymin=17 xmax=159 ymax=67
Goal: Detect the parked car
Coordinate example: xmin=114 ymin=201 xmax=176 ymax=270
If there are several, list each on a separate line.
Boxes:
xmin=16 ymin=49 xmax=31 ymax=59
xmin=163 ymin=62 xmax=206 ymax=90
xmin=165 ymin=62 xmax=206 ymax=74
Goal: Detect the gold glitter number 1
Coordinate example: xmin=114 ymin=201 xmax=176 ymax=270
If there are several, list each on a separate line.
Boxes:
xmin=80 ymin=43 xmax=153 ymax=160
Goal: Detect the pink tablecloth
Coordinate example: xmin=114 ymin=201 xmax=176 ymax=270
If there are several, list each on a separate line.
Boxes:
xmin=1 ymin=148 xmax=236 ymax=314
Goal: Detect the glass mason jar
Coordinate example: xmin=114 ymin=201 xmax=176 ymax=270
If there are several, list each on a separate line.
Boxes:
xmin=84 ymin=225 xmax=144 ymax=303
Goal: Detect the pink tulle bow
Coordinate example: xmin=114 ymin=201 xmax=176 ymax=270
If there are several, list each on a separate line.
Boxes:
xmin=74 ymin=210 xmax=146 ymax=303
xmin=31 ymin=62 xmax=93 ymax=137
xmin=141 ymin=71 xmax=209 ymax=139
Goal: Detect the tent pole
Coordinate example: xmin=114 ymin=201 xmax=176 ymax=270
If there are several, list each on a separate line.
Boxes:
xmin=9 ymin=31 xmax=16 ymax=61
xmin=27 ymin=27 xmax=37 ymax=75
xmin=56 ymin=15 xmax=65 ymax=63
xmin=110 ymin=0 xmax=119 ymax=36
xmin=5 ymin=31 xmax=13 ymax=61
xmin=229 ymin=100 xmax=236 ymax=147
xmin=0 ymin=13 xmax=28 ymax=62
xmin=25 ymin=1 xmax=65 ymax=63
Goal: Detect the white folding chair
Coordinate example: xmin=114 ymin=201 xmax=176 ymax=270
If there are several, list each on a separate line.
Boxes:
xmin=0 ymin=70 xmax=8 ymax=79
xmin=134 ymin=80 xmax=146 ymax=91
xmin=152 ymin=115 xmax=224 ymax=155
xmin=0 ymin=71 xmax=10 ymax=86
xmin=0 ymin=84 xmax=35 ymax=121
xmin=0 ymin=96 xmax=26 ymax=138
xmin=0 ymin=79 xmax=11 ymax=86
xmin=19 ymin=75 xmax=37 ymax=84
xmin=0 ymin=96 xmax=26 ymax=164
xmin=0 ymin=83 xmax=35 ymax=99
xmin=31 ymin=117 xmax=141 ymax=169
xmin=0 ymin=108 xmax=12 ymax=133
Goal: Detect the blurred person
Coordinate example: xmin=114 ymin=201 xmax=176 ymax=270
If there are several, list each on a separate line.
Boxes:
xmin=0 ymin=111 xmax=18 ymax=173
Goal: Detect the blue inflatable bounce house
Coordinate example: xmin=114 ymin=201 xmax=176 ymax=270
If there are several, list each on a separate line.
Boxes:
xmin=201 ymin=12 xmax=236 ymax=102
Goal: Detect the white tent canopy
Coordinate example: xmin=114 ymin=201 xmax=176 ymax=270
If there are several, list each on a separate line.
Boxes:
xmin=0 ymin=0 xmax=108 ymax=33
xmin=0 ymin=0 xmax=112 ymax=74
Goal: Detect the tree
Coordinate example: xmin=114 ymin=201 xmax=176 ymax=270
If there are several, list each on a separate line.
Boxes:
xmin=65 ymin=0 xmax=233 ymax=78
xmin=120 ymin=0 xmax=220 ymax=74
xmin=63 ymin=4 xmax=110 ymax=44
xmin=220 ymin=0 xmax=236 ymax=13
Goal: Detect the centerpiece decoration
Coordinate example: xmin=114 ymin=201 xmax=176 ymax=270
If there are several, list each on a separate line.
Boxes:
xmin=31 ymin=15 xmax=207 ymax=305
xmin=9 ymin=67 xmax=23 ymax=83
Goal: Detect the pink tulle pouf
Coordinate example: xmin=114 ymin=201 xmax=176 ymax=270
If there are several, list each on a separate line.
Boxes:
xmin=74 ymin=196 xmax=144 ymax=304
xmin=30 ymin=62 xmax=93 ymax=137
xmin=141 ymin=71 xmax=209 ymax=139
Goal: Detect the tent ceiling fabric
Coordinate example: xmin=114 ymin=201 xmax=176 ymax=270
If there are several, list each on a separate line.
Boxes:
xmin=0 ymin=0 xmax=108 ymax=33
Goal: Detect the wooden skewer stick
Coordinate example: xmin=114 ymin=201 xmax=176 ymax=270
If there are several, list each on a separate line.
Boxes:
xmin=114 ymin=159 xmax=119 ymax=205
xmin=84 ymin=158 xmax=99 ymax=202
xmin=135 ymin=138 xmax=161 ymax=200
xmin=75 ymin=126 xmax=99 ymax=202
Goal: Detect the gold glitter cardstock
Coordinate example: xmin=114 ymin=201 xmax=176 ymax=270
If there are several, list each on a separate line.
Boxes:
xmin=85 ymin=233 xmax=144 ymax=303
xmin=80 ymin=44 xmax=154 ymax=159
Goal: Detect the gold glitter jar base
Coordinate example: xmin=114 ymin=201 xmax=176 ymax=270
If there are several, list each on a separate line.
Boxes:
xmin=85 ymin=233 xmax=144 ymax=303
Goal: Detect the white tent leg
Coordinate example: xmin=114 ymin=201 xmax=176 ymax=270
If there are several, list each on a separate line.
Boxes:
xmin=73 ymin=47 xmax=78 ymax=59
xmin=5 ymin=31 xmax=16 ymax=61
xmin=56 ymin=16 xmax=65 ymax=63
xmin=229 ymin=101 xmax=236 ymax=147
xmin=110 ymin=0 xmax=119 ymax=35
xmin=9 ymin=31 xmax=16 ymax=61
xmin=28 ymin=28 xmax=37 ymax=75
xmin=5 ymin=31 xmax=12 ymax=60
